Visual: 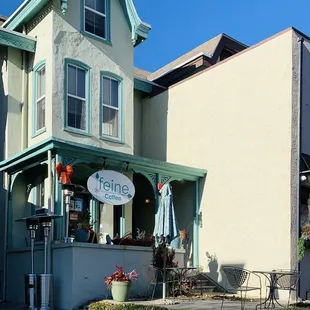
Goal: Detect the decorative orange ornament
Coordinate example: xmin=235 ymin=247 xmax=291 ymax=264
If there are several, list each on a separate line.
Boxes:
xmin=55 ymin=162 xmax=73 ymax=184
xmin=157 ymin=183 xmax=163 ymax=191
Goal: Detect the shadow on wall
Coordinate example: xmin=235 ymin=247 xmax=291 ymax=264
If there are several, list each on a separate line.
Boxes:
xmin=141 ymin=91 xmax=169 ymax=161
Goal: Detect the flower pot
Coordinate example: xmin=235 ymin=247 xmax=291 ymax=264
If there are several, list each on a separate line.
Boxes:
xmin=74 ymin=229 xmax=90 ymax=242
xmin=111 ymin=281 xmax=131 ymax=302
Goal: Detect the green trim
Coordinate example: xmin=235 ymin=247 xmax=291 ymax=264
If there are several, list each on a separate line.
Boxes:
xmin=80 ymin=0 xmax=112 ymax=46
xmin=134 ymin=78 xmax=152 ymax=93
xmin=2 ymin=0 xmax=49 ymax=31
xmin=3 ymin=0 xmax=150 ymax=47
xmin=0 ymin=137 xmax=207 ymax=181
xmin=64 ymin=58 xmax=91 ymax=135
xmin=99 ymin=71 xmax=124 ymax=143
xmin=60 ymin=0 xmax=68 ymax=15
xmin=32 ymin=60 xmax=46 ymax=137
xmin=119 ymin=0 xmax=151 ymax=46
xmin=0 ymin=28 xmax=36 ymax=53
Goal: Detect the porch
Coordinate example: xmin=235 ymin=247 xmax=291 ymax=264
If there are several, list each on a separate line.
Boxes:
xmin=0 ymin=137 xmax=207 ymax=309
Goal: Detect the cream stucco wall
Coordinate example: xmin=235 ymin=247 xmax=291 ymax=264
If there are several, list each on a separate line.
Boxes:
xmin=142 ymin=30 xmax=295 ymax=288
xmin=27 ymin=6 xmax=54 ymax=147
xmin=51 ymin=0 xmax=135 ymax=154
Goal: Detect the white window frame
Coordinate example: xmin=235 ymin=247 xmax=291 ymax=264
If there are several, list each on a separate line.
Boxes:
xmin=66 ymin=63 xmax=88 ymax=133
xmin=101 ymin=74 xmax=121 ymax=140
xmin=84 ymin=0 xmax=107 ymax=40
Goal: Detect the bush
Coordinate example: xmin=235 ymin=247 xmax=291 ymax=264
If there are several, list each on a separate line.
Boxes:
xmin=89 ymin=302 xmax=172 ymax=310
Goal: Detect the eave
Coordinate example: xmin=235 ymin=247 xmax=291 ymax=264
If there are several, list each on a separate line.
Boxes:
xmin=134 ymin=77 xmax=166 ymax=95
xmin=119 ymin=0 xmax=151 ymax=47
xmin=2 ymin=0 xmax=50 ymax=31
xmin=0 ymin=27 xmax=36 ymax=52
xmin=0 ymin=137 xmax=207 ymax=181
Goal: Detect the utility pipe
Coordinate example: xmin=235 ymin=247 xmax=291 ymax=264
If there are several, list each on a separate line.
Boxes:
xmin=21 ymin=24 xmax=28 ymax=150
xmin=2 ymin=173 xmax=12 ymax=302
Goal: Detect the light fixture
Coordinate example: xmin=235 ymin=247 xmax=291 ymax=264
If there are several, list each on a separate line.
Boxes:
xmin=145 ymin=199 xmax=151 ymax=204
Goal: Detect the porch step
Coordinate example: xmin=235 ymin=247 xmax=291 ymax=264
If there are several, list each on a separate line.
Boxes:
xmin=195 ymin=272 xmax=227 ymax=293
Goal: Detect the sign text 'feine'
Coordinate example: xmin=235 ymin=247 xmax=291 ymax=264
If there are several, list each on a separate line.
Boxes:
xmin=87 ymin=170 xmax=135 ymax=205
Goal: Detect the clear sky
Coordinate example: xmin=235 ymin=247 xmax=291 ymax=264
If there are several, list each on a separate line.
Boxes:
xmin=2 ymin=0 xmax=310 ymax=73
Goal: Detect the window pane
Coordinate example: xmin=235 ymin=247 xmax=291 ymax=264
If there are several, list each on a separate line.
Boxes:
xmin=68 ymin=96 xmax=86 ymax=130
xmin=68 ymin=65 xmax=76 ymax=96
xmin=77 ymin=68 xmax=86 ymax=98
xmin=111 ymin=80 xmax=119 ymax=108
xmin=36 ymin=67 xmax=45 ymax=99
xmin=94 ymin=14 xmax=106 ymax=38
xmin=85 ymin=9 xmax=95 ymax=34
xmin=85 ymin=0 xmax=95 ymax=9
xmin=37 ymin=97 xmax=45 ymax=130
xmin=95 ymin=0 xmax=105 ymax=14
xmin=102 ymin=106 xmax=118 ymax=137
xmin=102 ymin=77 xmax=111 ymax=105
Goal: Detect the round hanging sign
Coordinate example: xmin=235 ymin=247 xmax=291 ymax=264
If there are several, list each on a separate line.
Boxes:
xmin=87 ymin=170 xmax=135 ymax=205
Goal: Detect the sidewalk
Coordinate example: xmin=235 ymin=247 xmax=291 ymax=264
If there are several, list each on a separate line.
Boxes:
xmin=103 ymin=299 xmax=261 ymax=310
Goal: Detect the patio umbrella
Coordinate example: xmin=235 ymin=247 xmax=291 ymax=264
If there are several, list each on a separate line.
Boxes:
xmin=153 ymin=183 xmax=179 ymax=244
xmin=153 ymin=183 xmax=179 ymax=300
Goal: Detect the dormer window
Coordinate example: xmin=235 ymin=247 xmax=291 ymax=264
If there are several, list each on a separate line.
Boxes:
xmin=83 ymin=0 xmax=111 ymax=43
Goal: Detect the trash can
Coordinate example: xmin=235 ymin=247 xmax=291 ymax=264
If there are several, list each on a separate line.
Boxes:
xmin=37 ymin=274 xmax=53 ymax=310
xmin=25 ymin=274 xmax=37 ymax=308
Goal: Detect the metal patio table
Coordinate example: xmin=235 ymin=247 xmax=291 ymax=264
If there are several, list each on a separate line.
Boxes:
xmin=252 ymin=270 xmax=295 ymax=309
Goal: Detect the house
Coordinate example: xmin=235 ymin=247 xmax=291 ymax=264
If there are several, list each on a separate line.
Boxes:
xmin=0 ymin=0 xmax=206 ymax=309
xmin=0 ymin=0 xmax=309 ymax=309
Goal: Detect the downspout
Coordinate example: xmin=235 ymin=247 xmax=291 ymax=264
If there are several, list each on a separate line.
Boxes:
xmin=297 ymin=36 xmax=304 ymax=297
xmin=21 ymin=24 xmax=28 ymax=150
xmin=2 ymin=173 xmax=12 ymax=302
xmin=47 ymin=150 xmax=53 ymax=274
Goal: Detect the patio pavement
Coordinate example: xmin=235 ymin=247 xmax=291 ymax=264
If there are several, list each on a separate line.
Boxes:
xmin=104 ymin=298 xmax=263 ymax=310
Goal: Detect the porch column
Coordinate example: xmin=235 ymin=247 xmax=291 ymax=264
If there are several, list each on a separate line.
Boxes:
xmin=193 ymin=179 xmax=199 ymax=266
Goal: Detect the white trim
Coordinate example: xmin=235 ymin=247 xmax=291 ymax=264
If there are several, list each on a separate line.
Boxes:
xmin=102 ymin=103 xmax=119 ymax=111
xmin=85 ymin=6 xmax=106 ymax=18
xmin=68 ymin=93 xmax=86 ymax=102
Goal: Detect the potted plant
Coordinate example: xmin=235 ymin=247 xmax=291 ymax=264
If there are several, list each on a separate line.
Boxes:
xmin=104 ymin=265 xmax=138 ymax=302
xmin=298 ymin=224 xmax=310 ymax=261
xmin=74 ymin=208 xmax=93 ymax=242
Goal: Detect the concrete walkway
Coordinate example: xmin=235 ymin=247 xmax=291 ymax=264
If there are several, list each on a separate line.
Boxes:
xmin=104 ymin=299 xmax=262 ymax=310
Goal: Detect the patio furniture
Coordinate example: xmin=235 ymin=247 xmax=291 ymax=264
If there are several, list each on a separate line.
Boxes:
xmin=167 ymin=266 xmax=202 ymax=297
xmin=145 ymin=265 xmax=175 ymax=300
xmin=221 ymin=266 xmax=262 ymax=310
xmin=253 ymin=269 xmax=300 ymax=309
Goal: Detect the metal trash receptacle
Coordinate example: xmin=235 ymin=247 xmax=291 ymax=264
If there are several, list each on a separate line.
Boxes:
xmin=25 ymin=274 xmax=37 ymax=308
xmin=37 ymin=274 xmax=53 ymax=310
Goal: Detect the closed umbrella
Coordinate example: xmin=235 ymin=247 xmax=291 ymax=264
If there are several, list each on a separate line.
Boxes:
xmin=153 ymin=183 xmax=179 ymax=299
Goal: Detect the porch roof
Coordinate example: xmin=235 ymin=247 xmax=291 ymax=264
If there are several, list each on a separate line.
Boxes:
xmin=0 ymin=137 xmax=207 ymax=181
xmin=0 ymin=27 xmax=36 ymax=52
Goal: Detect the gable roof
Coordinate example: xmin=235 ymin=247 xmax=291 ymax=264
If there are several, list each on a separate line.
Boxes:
xmin=148 ymin=34 xmax=247 ymax=81
xmin=2 ymin=0 xmax=151 ymax=47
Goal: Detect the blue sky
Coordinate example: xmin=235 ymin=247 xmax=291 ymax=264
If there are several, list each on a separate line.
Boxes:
xmin=2 ymin=0 xmax=310 ymax=72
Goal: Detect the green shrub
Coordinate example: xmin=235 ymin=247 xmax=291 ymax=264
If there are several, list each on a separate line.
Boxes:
xmin=89 ymin=301 xmax=173 ymax=310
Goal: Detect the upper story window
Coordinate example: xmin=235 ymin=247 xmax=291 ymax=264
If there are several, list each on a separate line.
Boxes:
xmin=33 ymin=61 xmax=46 ymax=137
xmin=100 ymin=72 xmax=123 ymax=142
xmin=64 ymin=59 xmax=91 ymax=135
xmin=83 ymin=0 xmax=111 ymax=44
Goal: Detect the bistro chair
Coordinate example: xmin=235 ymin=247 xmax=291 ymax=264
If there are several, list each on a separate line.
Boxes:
xmin=221 ymin=266 xmax=262 ymax=310
xmin=275 ymin=269 xmax=301 ymax=307
xmin=145 ymin=265 xmax=175 ymax=300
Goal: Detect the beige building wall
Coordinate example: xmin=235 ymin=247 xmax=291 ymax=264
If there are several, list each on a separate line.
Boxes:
xmin=142 ymin=30 xmax=295 ymax=290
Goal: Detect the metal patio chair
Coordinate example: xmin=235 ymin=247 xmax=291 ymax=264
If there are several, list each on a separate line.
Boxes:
xmin=145 ymin=265 xmax=175 ymax=300
xmin=221 ymin=266 xmax=262 ymax=310
xmin=181 ymin=265 xmax=203 ymax=296
xmin=275 ymin=269 xmax=301 ymax=307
